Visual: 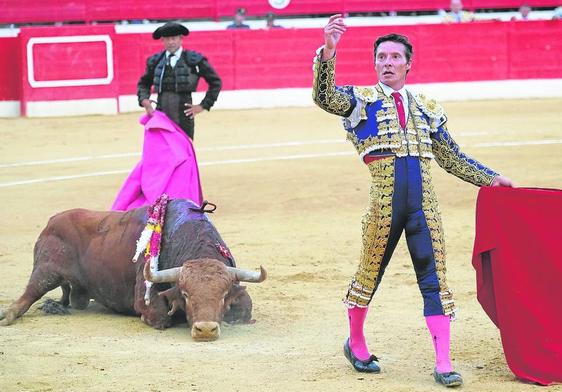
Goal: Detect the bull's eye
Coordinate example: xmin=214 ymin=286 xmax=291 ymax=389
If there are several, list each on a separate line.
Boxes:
xmin=182 ymin=292 xmax=188 ymax=300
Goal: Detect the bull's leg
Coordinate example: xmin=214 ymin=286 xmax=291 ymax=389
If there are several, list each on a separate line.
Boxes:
xmin=133 ymin=274 xmax=171 ymax=330
xmin=60 ymin=283 xmax=71 ymax=307
xmin=0 ymin=264 xmax=63 ymax=326
xmin=69 ymin=284 xmax=90 ymax=310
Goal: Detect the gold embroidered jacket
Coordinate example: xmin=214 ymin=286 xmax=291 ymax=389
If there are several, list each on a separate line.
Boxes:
xmin=312 ymin=52 xmax=498 ymax=186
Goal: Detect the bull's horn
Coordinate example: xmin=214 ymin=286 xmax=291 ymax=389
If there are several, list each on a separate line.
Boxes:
xmin=227 ymin=266 xmax=267 ymax=283
xmin=143 ymin=262 xmax=182 ymax=283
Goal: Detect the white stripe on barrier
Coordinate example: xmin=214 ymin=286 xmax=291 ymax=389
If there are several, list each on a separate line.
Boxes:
xmin=4 ymin=79 xmax=562 ymax=117
xmin=0 ymin=139 xmax=561 ymax=188
xmin=27 ymin=35 xmax=114 ymax=88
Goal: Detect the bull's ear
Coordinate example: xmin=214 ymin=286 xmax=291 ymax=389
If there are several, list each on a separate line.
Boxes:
xmin=224 ymin=285 xmax=253 ymax=324
xmin=158 ymin=286 xmax=185 ymax=316
xmin=226 ymin=285 xmax=247 ymax=301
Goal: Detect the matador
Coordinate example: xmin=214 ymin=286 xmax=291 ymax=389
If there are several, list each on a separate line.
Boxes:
xmin=312 ymin=15 xmax=513 ymax=388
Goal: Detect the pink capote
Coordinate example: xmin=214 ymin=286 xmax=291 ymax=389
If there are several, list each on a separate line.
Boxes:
xmin=112 ymin=111 xmax=203 ymax=211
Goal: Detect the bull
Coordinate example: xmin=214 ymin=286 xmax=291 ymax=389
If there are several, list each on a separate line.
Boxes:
xmin=0 ymin=199 xmax=266 ymax=341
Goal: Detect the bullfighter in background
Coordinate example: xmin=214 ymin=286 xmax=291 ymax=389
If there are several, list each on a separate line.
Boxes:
xmin=312 ymin=14 xmax=514 ymax=387
xmin=137 ymin=22 xmax=222 ymax=140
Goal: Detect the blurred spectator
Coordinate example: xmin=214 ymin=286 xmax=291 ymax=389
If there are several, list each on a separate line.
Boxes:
xmin=553 ymin=7 xmax=562 ymax=20
xmin=442 ymin=0 xmax=475 ymax=23
xmin=512 ymin=4 xmax=532 ymax=21
xmin=227 ymin=8 xmax=251 ymax=29
xmin=265 ymin=12 xmax=283 ymax=29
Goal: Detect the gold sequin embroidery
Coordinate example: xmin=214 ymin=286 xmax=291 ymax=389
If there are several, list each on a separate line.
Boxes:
xmin=312 ymin=55 xmax=353 ymax=116
xmin=344 ymin=157 xmax=395 ymax=307
xmin=432 ymin=127 xmax=497 ymax=186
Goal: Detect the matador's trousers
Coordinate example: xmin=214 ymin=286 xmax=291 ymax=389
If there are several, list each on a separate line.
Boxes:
xmin=158 ymin=91 xmax=195 ymax=140
xmin=344 ymin=156 xmax=455 ymax=317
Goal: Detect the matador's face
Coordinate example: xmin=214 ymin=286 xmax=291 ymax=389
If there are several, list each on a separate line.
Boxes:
xmin=161 ymin=35 xmax=183 ymax=54
xmin=375 ymin=41 xmax=411 ymax=91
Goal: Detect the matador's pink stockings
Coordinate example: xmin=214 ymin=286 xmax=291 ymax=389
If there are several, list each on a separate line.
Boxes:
xmin=425 ymin=314 xmax=453 ymax=373
xmin=347 ymin=306 xmax=371 ymax=361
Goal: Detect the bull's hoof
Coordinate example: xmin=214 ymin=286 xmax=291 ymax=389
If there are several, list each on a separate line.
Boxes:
xmin=0 ymin=309 xmax=16 ymax=326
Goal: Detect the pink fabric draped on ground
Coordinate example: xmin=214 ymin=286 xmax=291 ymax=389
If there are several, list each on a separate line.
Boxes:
xmin=112 ymin=111 xmax=203 ymax=211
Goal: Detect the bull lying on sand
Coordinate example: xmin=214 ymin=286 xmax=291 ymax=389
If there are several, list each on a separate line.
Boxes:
xmin=0 ymin=199 xmax=266 ymax=341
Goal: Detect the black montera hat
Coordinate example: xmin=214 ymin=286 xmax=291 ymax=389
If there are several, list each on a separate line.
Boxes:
xmin=152 ymin=22 xmax=189 ymax=40
xmin=236 ymin=7 xmax=247 ymax=15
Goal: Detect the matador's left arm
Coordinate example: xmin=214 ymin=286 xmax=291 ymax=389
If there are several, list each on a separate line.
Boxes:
xmin=431 ymin=119 xmax=499 ymax=186
xmin=417 ymin=95 xmax=499 ymax=186
xmin=196 ymin=57 xmax=222 ymax=110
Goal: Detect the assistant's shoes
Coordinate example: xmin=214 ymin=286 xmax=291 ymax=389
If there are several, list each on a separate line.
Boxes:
xmin=433 ymin=369 xmax=464 ymax=387
xmin=343 ymin=338 xmax=381 ymax=373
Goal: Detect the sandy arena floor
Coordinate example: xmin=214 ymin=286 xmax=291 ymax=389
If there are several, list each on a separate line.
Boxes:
xmin=0 ymin=100 xmax=561 ymax=392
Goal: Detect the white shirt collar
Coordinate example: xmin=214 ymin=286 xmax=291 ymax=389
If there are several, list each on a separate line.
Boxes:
xmin=166 ymin=47 xmax=183 ymax=58
xmin=378 ymin=82 xmax=407 ymax=100
xmin=378 ymin=82 xmax=409 ymax=120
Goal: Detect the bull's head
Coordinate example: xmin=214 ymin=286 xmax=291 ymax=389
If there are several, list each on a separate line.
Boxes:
xmin=144 ymin=258 xmax=266 ymax=341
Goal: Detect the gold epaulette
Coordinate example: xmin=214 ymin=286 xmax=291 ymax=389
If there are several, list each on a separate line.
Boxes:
xmin=353 ymin=86 xmax=378 ymax=103
xmin=413 ymin=93 xmax=445 ymax=121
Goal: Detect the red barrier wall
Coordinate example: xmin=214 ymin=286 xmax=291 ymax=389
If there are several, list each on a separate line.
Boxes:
xmin=0 ymin=37 xmax=20 ymax=100
xmin=1 ymin=20 xmax=562 ymax=111
xmin=2 ymin=0 xmax=561 ymax=24
xmin=113 ymin=19 xmax=562 ymax=94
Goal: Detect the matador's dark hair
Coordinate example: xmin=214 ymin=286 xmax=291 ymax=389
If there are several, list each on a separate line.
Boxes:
xmin=374 ymin=33 xmax=413 ymax=63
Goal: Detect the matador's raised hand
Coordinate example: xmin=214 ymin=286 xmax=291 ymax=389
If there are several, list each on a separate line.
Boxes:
xmin=322 ymin=14 xmax=347 ymax=61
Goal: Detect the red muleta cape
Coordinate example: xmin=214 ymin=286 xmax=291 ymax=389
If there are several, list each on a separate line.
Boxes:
xmin=472 ymin=187 xmax=562 ymax=385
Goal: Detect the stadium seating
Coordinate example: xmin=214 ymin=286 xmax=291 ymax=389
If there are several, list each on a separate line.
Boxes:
xmin=2 ymin=0 xmax=562 ymax=24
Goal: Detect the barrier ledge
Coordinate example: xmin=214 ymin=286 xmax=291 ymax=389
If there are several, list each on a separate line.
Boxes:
xmin=3 ymin=79 xmax=561 ymax=117
xmin=0 ymin=101 xmax=20 ymax=117
xmin=25 ymin=98 xmax=118 ymax=117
